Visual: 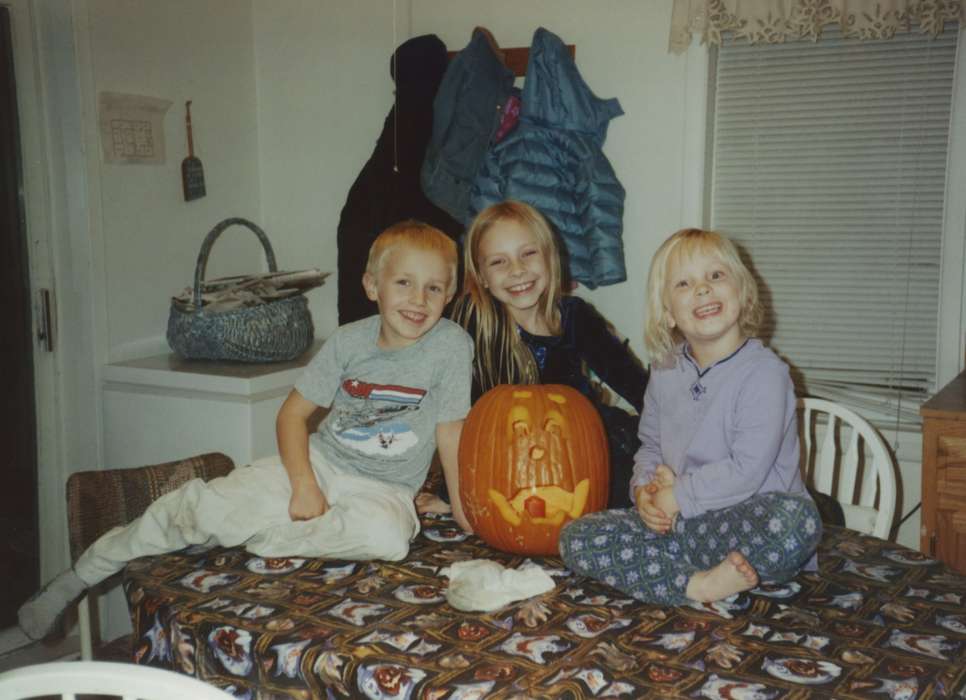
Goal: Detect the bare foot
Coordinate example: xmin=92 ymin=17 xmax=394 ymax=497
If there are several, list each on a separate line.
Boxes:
xmin=415 ymin=492 xmax=451 ymax=515
xmin=685 ymin=552 xmax=759 ymax=603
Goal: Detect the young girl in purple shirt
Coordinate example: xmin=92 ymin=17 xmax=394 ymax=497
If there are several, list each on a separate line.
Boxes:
xmin=559 ymin=228 xmax=821 ymax=605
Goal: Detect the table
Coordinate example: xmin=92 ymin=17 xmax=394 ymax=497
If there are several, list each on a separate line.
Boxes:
xmin=125 ymin=514 xmax=966 ymax=698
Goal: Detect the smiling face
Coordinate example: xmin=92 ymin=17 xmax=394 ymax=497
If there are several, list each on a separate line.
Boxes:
xmin=664 ymin=248 xmax=744 ymax=367
xmin=364 ymin=245 xmax=453 ymax=350
xmin=477 ymin=218 xmax=551 ymax=332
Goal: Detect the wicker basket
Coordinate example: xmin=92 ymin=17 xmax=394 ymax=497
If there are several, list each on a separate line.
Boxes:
xmin=166 ymin=218 xmax=314 ymax=362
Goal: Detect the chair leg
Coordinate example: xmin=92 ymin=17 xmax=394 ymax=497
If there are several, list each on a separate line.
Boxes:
xmin=78 ymin=593 xmax=93 ymax=661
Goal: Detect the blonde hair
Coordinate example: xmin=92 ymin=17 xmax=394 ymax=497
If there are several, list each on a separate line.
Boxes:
xmin=644 ymin=228 xmax=762 ymax=363
xmin=452 ymin=201 xmax=563 ymax=391
xmin=366 ymin=220 xmax=458 ymax=294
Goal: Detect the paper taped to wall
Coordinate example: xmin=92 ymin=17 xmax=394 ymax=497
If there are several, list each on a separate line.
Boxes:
xmin=98 ymin=92 xmax=172 ymax=165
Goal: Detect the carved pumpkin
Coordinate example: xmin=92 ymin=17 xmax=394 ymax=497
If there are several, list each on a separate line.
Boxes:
xmin=459 ymin=384 xmax=610 ymax=555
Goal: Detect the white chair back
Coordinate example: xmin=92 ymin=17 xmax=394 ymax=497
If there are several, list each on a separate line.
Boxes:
xmin=798 ymin=398 xmax=897 ymax=539
xmin=0 ymin=661 xmax=236 ymax=700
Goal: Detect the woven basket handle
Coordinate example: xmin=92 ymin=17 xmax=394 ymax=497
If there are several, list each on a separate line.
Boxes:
xmin=192 ymin=218 xmax=278 ymax=307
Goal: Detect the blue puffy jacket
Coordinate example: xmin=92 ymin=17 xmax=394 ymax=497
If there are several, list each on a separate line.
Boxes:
xmin=468 ymin=28 xmax=627 ymax=288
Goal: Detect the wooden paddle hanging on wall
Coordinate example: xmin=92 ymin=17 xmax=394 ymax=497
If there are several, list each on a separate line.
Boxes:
xmin=181 ymin=100 xmax=206 ymax=201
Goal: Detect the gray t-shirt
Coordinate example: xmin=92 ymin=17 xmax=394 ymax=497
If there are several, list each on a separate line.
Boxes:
xmin=296 ymin=315 xmax=473 ymax=492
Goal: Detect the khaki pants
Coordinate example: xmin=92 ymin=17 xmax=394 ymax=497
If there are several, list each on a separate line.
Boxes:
xmin=74 ymin=449 xmax=420 ymax=586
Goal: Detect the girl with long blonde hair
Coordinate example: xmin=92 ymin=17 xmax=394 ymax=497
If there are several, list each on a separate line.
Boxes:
xmin=453 ymin=201 xmax=648 ymax=508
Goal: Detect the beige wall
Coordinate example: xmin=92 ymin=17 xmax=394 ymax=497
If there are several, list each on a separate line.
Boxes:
xmin=253 ymin=0 xmax=401 ymax=338
xmin=82 ymin=0 xmax=263 ymax=361
xmin=254 ymin=0 xmax=705 ymax=358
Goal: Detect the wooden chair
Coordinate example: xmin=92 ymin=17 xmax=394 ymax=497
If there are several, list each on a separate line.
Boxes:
xmin=66 ymin=453 xmax=234 ymax=660
xmin=798 ymin=398 xmax=897 ymax=539
xmin=0 ymin=660 xmax=235 ymax=699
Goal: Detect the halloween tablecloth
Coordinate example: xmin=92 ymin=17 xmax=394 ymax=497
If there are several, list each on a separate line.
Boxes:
xmin=125 ymin=516 xmax=966 ymax=699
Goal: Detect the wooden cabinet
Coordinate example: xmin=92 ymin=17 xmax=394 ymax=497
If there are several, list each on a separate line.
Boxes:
xmin=920 ymin=370 xmax=966 ymax=574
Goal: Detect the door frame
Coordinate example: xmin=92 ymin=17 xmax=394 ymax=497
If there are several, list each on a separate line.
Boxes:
xmin=1 ymin=0 xmax=109 ymax=654
xmin=0 ymin=0 xmax=60 ymax=652
xmin=4 ymin=0 xmax=103 ymax=599
xmin=4 ymin=0 xmax=60 ymax=580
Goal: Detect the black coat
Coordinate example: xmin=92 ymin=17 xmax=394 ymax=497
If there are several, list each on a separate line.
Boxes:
xmin=336 ymin=34 xmax=464 ymax=325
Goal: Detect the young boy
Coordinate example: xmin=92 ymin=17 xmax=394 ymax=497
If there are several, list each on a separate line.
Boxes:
xmin=19 ymin=220 xmax=474 ymax=640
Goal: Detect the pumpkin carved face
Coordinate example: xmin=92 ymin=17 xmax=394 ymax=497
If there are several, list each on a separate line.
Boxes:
xmin=459 ymin=385 xmax=610 ymax=555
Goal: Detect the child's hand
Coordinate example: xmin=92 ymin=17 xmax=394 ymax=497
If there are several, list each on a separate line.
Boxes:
xmin=651 ymin=484 xmax=680 ymax=522
xmin=635 ymin=483 xmax=671 ymax=534
xmin=415 ymin=492 xmax=452 ymax=515
xmin=651 ymin=465 xmax=680 ymax=520
xmin=288 ymin=481 xmax=329 ymax=521
xmin=635 ymin=464 xmax=677 ymax=534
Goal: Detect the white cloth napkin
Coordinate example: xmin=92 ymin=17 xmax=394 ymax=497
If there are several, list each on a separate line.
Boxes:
xmin=441 ymin=559 xmax=555 ymax=612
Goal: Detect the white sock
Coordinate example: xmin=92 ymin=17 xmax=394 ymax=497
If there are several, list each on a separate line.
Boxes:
xmin=18 ymin=569 xmax=87 ymax=641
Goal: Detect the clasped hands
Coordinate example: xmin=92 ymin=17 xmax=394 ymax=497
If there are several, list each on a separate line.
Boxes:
xmin=635 ymin=464 xmax=679 ymax=534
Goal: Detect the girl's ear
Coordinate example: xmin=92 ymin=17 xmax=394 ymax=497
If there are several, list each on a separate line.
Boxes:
xmin=362 ymin=272 xmax=379 ymax=302
xmin=664 ymin=307 xmax=676 ymax=329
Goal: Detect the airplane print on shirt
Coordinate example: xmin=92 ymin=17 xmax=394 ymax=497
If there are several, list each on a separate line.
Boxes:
xmin=332 ymin=379 xmax=427 ymax=456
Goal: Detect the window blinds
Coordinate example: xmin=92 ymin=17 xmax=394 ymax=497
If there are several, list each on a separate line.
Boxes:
xmin=710 ymin=27 xmax=957 ymax=422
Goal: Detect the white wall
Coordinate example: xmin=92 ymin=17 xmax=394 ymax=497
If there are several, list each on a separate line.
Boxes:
xmin=253 ymin=0 xmax=703 ymax=359
xmin=80 ymin=0 xmax=264 ymax=362
xmin=253 ymin=0 xmax=400 ymax=338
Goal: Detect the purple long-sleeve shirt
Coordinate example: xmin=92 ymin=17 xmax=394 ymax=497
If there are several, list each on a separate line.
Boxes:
xmin=629 ymin=339 xmax=807 ymax=519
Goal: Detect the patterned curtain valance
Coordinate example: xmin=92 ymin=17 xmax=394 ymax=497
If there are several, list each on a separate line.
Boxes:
xmin=670 ymin=0 xmax=963 ymax=52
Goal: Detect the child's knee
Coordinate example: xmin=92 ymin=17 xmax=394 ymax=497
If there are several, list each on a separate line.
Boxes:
xmin=778 ymin=493 xmax=823 ymax=546
xmin=558 ymin=518 xmax=598 ymax=568
xmin=558 ymin=538 xmax=582 ymax=573
xmin=754 ymin=492 xmax=822 ymax=573
xmin=367 ymin=526 xmax=411 ymax=561
xmin=558 ymin=518 xmax=584 ymax=552
xmin=361 ymin=505 xmax=417 ymax=560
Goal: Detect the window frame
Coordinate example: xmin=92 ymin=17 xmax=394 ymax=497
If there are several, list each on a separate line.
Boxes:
xmin=679 ymin=33 xmax=966 ymax=424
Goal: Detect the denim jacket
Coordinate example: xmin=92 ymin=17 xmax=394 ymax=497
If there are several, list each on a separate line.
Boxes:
xmin=420 ymin=29 xmax=514 ymax=222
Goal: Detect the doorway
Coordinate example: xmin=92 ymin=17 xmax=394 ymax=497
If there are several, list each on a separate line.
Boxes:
xmin=0 ymin=4 xmax=41 ymax=628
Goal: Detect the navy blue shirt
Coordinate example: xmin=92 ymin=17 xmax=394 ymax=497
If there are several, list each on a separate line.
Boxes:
xmin=516 ymin=296 xmax=647 ymax=411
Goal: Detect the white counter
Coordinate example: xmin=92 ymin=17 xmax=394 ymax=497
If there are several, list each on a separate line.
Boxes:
xmin=102 ymin=340 xmax=322 ymax=471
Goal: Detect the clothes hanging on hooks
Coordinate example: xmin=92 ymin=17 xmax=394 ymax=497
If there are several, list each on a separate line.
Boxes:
xmin=423 ymin=27 xmax=626 ymax=288
xmin=468 ymin=28 xmax=627 ymax=289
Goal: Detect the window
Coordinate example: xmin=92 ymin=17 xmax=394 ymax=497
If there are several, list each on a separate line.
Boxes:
xmin=709 ymin=27 xmax=958 ymax=425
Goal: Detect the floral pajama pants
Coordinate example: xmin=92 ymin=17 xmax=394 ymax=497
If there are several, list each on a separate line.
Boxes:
xmin=558 ymin=492 xmax=821 ymax=606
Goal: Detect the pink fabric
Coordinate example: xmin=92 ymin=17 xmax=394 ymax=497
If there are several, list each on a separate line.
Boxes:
xmin=493 ymin=94 xmax=522 ymax=143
